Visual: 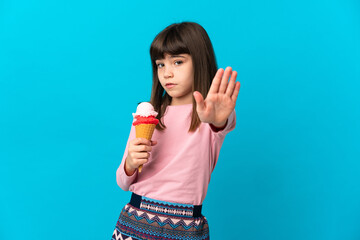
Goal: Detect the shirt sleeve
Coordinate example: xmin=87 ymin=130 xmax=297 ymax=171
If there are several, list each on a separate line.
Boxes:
xmin=116 ymin=124 xmax=138 ymax=191
xmin=209 ymin=109 xmax=236 ymax=172
xmin=209 ymin=109 xmax=236 ymax=137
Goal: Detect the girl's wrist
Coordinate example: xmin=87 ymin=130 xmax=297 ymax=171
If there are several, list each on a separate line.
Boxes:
xmin=211 ymin=120 xmax=227 ymax=129
xmin=210 ymin=120 xmax=228 ymax=132
xmin=124 ymin=160 xmax=136 ymax=176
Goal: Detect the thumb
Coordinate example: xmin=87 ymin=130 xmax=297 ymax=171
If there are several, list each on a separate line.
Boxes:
xmin=193 ymin=91 xmax=205 ymax=112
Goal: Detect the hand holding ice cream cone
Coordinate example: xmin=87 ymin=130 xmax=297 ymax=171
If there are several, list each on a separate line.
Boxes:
xmin=131 ymin=102 xmax=159 ymax=173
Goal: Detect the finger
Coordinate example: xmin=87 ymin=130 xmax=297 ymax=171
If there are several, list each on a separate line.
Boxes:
xmin=133 ymin=152 xmax=150 ymax=159
xmin=225 ymin=71 xmax=238 ymax=96
xmin=133 ymin=138 xmax=151 ymax=146
xmin=219 ymin=67 xmax=232 ymax=93
xmin=136 ymin=158 xmax=149 ymax=166
xmin=208 ymin=68 xmax=224 ymax=94
xmin=231 ymin=82 xmax=241 ymax=102
xmin=193 ymin=91 xmax=205 ymax=112
xmin=151 ymin=140 xmax=157 ymax=146
xmin=134 ymin=144 xmax=152 ymax=153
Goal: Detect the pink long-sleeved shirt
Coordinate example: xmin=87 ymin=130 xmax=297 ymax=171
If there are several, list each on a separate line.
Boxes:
xmin=116 ymin=104 xmax=236 ymax=205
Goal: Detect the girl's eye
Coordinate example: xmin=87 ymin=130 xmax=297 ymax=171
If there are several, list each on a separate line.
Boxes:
xmin=174 ymin=60 xmax=183 ymax=65
xmin=156 ymin=63 xmax=164 ymax=68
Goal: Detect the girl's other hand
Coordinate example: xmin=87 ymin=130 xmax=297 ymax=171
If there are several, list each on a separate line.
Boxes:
xmin=193 ymin=67 xmax=241 ymax=128
xmin=125 ymin=138 xmax=157 ymax=176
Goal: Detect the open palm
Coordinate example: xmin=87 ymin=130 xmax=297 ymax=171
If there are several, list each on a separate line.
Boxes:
xmin=193 ymin=67 xmax=240 ymax=127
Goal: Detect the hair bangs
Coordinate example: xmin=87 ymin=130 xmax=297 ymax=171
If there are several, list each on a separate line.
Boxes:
xmin=150 ymin=27 xmax=190 ymax=61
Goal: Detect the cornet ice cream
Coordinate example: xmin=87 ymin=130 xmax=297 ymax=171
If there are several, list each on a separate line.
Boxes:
xmin=132 ymin=102 xmax=159 ymax=172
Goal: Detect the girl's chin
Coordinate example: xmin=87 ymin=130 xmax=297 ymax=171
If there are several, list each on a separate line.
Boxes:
xmin=165 ymin=91 xmax=192 ymax=101
xmin=164 ymin=91 xmax=177 ymax=98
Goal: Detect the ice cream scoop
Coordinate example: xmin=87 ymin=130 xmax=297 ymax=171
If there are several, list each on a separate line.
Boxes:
xmin=132 ymin=102 xmax=158 ymax=118
xmin=132 ymin=102 xmax=159 ymax=172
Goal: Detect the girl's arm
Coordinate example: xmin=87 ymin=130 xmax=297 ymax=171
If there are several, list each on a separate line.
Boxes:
xmin=116 ymin=125 xmax=157 ymax=191
xmin=116 ymin=126 xmax=137 ymax=191
xmin=193 ymin=67 xmax=240 ymax=127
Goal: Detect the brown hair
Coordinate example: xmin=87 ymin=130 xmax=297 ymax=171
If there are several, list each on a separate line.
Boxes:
xmin=150 ymin=22 xmax=217 ymax=132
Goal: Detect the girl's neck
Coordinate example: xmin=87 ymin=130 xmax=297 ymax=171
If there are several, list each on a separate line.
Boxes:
xmin=170 ymin=97 xmax=193 ymax=106
xmin=168 ymin=103 xmax=192 ymax=107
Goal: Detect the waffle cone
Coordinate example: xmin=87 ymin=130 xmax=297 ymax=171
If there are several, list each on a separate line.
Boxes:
xmin=135 ymin=124 xmax=156 ymax=140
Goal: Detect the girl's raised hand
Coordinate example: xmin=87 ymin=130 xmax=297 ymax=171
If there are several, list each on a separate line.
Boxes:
xmin=193 ymin=67 xmax=240 ymax=128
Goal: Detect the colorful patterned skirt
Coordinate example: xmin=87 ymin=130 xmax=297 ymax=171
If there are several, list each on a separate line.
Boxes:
xmin=112 ymin=193 xmax=209 ymax=240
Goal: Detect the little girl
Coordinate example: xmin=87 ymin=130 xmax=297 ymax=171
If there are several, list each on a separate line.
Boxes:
xmin=112 ymin=22 xmax=240 ymax=240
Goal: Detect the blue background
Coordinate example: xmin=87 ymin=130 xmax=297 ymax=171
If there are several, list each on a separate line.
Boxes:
xmin=1 ymin=0 xmax=359 ymax=239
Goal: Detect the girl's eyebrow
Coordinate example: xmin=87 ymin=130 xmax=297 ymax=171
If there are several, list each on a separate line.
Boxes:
xmin=170 ymin=55 xmax=186 ymax=58
xmin=155 ymin=55 xmax=186 ymax=61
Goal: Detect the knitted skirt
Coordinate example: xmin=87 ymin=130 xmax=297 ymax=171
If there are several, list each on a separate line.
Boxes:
xmin=112 ymin=193 xmax=209 ymax=240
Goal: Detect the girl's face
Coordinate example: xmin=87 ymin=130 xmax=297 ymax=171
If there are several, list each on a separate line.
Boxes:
xmin=155 ymin=53 xmax=194 ymax=106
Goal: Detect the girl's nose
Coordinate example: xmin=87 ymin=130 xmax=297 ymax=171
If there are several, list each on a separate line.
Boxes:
xmin=164 ymin=67 xmax=174 ymax=78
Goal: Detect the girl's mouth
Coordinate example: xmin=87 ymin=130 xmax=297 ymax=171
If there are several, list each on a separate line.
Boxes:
xmin=165 ymin=83 xmax=176 ymax=89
